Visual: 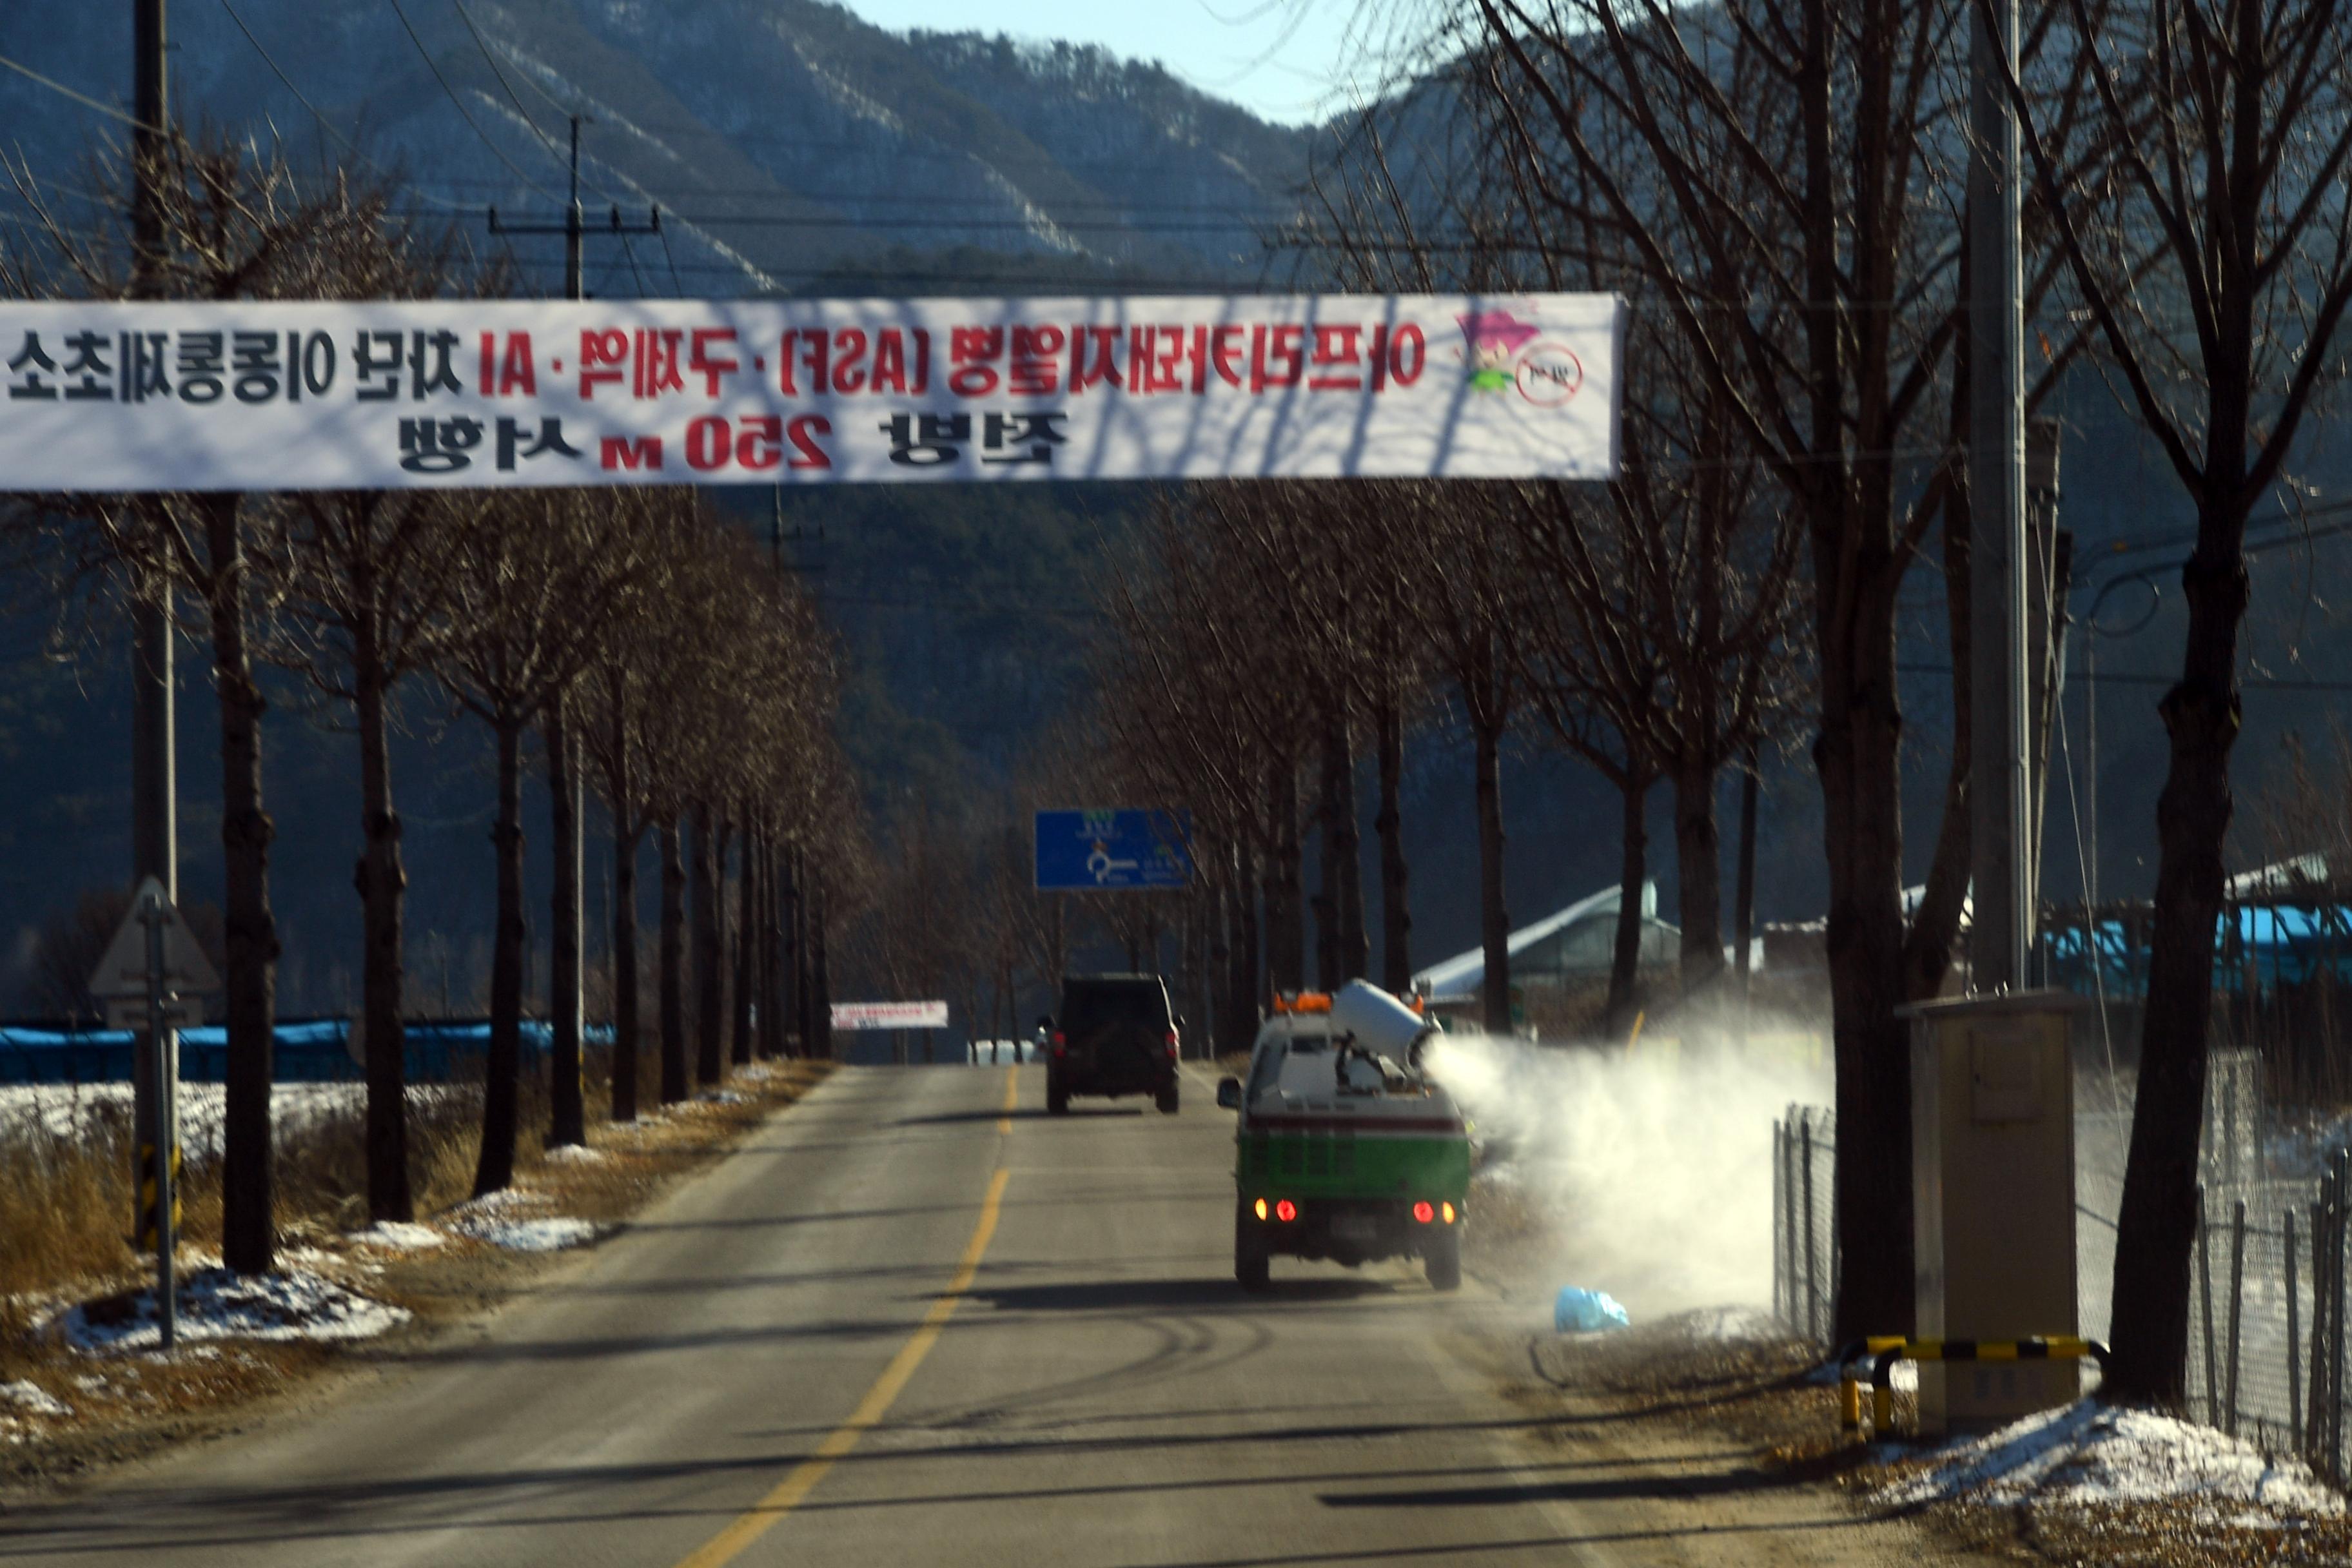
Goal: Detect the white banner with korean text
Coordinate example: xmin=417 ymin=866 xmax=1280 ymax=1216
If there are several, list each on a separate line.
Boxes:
xmin=0 ymin=293 xmax=1622 ymax=489
xmin=831 ymin=1001 xmax=950 ymax=1031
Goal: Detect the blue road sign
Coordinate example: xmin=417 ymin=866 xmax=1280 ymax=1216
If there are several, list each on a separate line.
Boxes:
xmin=1034 ymin=809 xmax=1194 ymax=891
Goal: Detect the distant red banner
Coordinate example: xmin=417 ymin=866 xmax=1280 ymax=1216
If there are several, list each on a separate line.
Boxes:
xmin=830 ymin=1001 xmax=950 ymax=1031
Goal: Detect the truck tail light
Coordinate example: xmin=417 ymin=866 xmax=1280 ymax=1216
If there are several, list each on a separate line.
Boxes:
xmin=1442 ymin=1201 xmax=1456 ymax=1224
xmin=1253 ymin=1198 xmax=1268 ymax=1220
xmin=1412 ymin=1201 xmax=1435 ymax=1224
xmin=1274 ymin=1199 xmax=1297 ymax=1222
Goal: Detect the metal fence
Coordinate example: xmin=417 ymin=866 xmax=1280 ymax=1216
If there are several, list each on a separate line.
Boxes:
xmin=1771 ymin=1047 xmax=2352 ymax=1478
xmin=1772 ymin=1105 xmax=1839 ymax=1348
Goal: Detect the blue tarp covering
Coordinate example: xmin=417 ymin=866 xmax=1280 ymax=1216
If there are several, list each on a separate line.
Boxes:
xmin=0 ymin=1020 xmax=613 ymax=1085
xmin=2044 ymin=905 xmax=2352 ymax=1001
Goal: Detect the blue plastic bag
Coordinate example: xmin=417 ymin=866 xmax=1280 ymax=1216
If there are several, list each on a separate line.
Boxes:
xmin=1553 ymin=1286 xmax=1632 ymax=1333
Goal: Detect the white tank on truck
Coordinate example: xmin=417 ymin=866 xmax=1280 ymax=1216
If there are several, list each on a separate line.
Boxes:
xmin=1329 ymin=978 xmax=1435 ymax=1061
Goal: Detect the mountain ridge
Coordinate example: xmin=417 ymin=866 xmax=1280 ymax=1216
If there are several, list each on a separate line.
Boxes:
xmin=0 ymin=0 xmax=1315 ymax=295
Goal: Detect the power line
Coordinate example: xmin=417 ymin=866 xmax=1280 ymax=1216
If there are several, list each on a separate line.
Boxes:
xmin=216 ymin=0 xmax=473 ymax=213
xmin=1899 ymin=662 xmax=2352 ymax=692
xmin=656 ymin=220 xmax=686 ymax=295
xmin=449 ymin=0 xmax=618 ymax=208
xmin=0 ymin=50 xmax=151 ymax=131
xmin=451 ymin=1 xmax=565 ymax=164
xmin=616 ymin=226 xmax=650 ymax=296
xmin=384 ymin=0 xmax=563 ymax=205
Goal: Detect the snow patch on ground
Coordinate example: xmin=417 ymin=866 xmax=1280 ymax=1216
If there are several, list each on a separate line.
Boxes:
xmin=455 ymin=1187 xmax=542 ymax=1215
xmin=543 ymin=1144 xmax=605 ymax=1164
xmin=0 ymin=1380 xmax=69 ymax=1418
xmin=698 ymin=1089 xmax=749 ymax=1106
xmin=351 ymin=1222 xmax=445 ymax=1251
xmin=0 ymin=1083 xmax=465 ymax=1153
xmin=449 ymin=1215 xmax=600 ymax=1252
xmin=1877 ymin=1399 xmax=2342 ymax=1518
xmin=56 ymin=1266 xmax=410 ymax=1352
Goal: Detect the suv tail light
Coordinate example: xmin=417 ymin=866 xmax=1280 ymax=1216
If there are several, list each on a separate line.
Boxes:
xmin=1051 ymin=1030 xmax=1066 ymax=1057
xmin=1164 ymin=1029 xmax=1179 ymax=1056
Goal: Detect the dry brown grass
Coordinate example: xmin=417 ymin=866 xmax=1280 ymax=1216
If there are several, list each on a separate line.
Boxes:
xmin=1 ymin=1080 xmax=489 ymax=1340
xmin=0 ymin=1055 xmax=831 ymax=1417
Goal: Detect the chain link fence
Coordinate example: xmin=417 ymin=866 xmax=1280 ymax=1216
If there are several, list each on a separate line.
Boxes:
xmin=1770 ymin=1048 xmax=2352 ymax=1481
xmin=1771 ymin=1105 xmax=1838 ymax=1348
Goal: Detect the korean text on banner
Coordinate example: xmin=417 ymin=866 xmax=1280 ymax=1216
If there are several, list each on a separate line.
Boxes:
xmin=0 ymin=294 xmax=1623 ymax=490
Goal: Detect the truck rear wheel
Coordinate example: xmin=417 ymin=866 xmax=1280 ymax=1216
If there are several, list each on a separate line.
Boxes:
xmin=1156 ymin=1084 xmax=1180 ymax=1115
xmin=1235 ymin=1203 xmax=1271 ymax=1291
xmin=1425 ymin=1222 xmax=1462 ymax=1292
xmin=1046 ymin=1077 xmax=1069 ymax=1115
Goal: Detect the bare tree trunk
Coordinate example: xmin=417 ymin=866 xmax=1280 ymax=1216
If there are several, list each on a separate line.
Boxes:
xmin=611 ymin=823 xmax=643 ymax=1121
xmin=473 ymin=716 xmax=527 ymax=1198
xmin=1333 ymin=714 xmax=1367 ymax=983
xmin=658 ymin=819 xmax=688 ymax=1104
xmin=1820 ymin=567 xmax=1914 ymax=1343
xmin=353 ymin=627 xmax=410 ymax=1222
xmin=1907 ymin=471 xmax=1973 ymax=1002
xmin=1314 ymin=712 xmax=1344 ymax=990
xmin=756 ymin=837 xmax=780 ymax=1060
xmin=784 ymin=847 xmax=805 ymax=1058
xmin=1734 ymin=748 xmax=1759 ymax=1023
xmin=1473 ymin=712 xmax=1510 ymax=1037
xmin=1205 ymin=877 xmax=1230 ymax=1051
xmin=1266 ymin=766 xmax=1305 ymax=994
xmin=691 ymin=804 xmax=723 ymax=1087
xmin=1375 ymin=687 xmax=1412 ymax=995
xmin=206 ymin=492 xmax=277 ymax=1274
xmin=1608 ymin=771 xmax=1649 ymax=1031
xmin=732 ymin=819 xmax=756 ymax=1066
xmin=1672 ymin=756 xmax=1725 ymax=1009
xmin=546 ymin=699 xmax=583 ymax=1149
xmin=2107 ymin=513 xmax=2250 ymax=1402
xmin=810 ymin=876 xmax=832 ymax=1059
xmin=1230 ymin=843 xmax=1262 ymax=1049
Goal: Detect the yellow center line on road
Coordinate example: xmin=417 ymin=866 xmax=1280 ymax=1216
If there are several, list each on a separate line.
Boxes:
xmin=999 ymin=1063 xmax=1019 ymax=1133
xmin=671 ymin=1164 xmax=1014 ymax=1568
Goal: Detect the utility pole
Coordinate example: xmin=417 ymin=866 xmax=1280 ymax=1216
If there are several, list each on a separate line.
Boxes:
xmin=130 ymin=0 xmax=179 ymax=1248
xmin=487 ymin=119 xmax=657 ymax=1121
xmin=1967 ymin=0 xmax=2032 ymax=992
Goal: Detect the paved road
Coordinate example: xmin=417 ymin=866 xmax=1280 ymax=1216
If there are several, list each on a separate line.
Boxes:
xmin=0 ymin=1066 xmax=1932 ymax=1568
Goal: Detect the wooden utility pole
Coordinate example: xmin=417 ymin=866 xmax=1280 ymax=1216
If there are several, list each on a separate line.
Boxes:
xmin=128 ymin=0 xmax=180 ymax=1253
xmin=488 ymin=117 xmax=658 ymax=1135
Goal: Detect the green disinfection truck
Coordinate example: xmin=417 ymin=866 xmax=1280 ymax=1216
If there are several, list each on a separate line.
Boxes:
xmin=1215 ymin=979 xmax=1472 ymax=1291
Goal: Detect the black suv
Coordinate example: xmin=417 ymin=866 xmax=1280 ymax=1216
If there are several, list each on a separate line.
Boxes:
xmin=1044 ymin=974 xmax=1181 ymax=1115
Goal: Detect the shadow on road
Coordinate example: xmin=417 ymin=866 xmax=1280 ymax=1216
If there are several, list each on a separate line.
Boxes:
xmin=1317 ymin=1467 xmax=1777 ymax=1508
xmin=894 ymin=1107 xmax=1146 ymax=1125
xmin=966 ymin=1277 xmax=1393 ymax=1313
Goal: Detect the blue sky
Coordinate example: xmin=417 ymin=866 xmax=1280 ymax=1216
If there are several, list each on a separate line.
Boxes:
xmin=832 ymin=0 xmax=1423 ymax=126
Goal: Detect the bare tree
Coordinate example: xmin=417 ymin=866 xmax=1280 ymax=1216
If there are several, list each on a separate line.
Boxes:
xmin=2001 ymin=0 xmax=2352 ymax=1402
xmin=431 ymin=491 xmax=651 ymax=1196
xmin=3 ymin=130 xmax=413 ymax=1273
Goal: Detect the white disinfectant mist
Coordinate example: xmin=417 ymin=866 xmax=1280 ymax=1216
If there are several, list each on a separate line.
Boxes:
xmin=1422 ymin=1023 xmax=1831 ymax=1318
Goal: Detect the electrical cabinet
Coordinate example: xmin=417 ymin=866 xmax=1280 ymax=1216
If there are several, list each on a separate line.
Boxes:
xmin=1905 ymin=990 xmax=2084 ymax=1435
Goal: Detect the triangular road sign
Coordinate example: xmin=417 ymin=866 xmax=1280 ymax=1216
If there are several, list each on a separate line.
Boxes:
xmin=88 ymin=876 xmax=222 ymax=999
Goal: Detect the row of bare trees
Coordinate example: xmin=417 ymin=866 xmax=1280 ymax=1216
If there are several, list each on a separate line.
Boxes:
xmin=1090 ymin=460 xmax=1800 ymax=1054
xmin=1330 ymin=0 xmax=2352 ymax=1406
xmin=2 ymin=131 xmax=856 ymax=1269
